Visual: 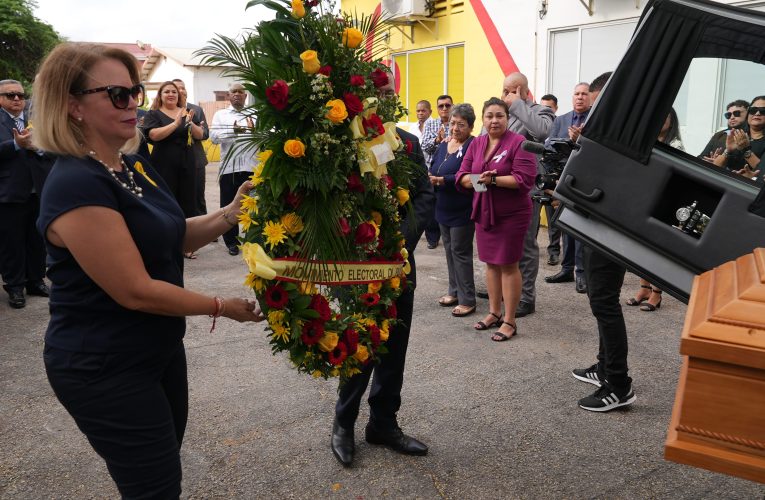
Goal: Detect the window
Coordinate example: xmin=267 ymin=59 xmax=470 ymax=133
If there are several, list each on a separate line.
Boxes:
xmin=391 ymin=45 xmax=465 ymax=121
xmin=432 ymin=0 xmax=465 ymax=17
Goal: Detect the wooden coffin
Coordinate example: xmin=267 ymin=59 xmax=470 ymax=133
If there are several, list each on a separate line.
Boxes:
xmin=665 ymin=248 xmax=765 ymax=483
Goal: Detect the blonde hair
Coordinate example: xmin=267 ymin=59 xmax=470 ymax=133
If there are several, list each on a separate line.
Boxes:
xmin=32 ymin=43 xmax=141 ymax=156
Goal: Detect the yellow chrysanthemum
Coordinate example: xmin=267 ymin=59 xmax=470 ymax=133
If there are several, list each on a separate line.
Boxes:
xmin=346 ymin=367 xmax=362 ymax=376
xmin=257 ymin=149 xmax=273 ymax=164
xmin=263 ymin=220 xmax=287 ymax=249
xmin=380 ymin=320 xmax=390 ymax=341
xmin=281 ymin=212 xmax=304 ymax=237
xmin=298 ymin=281 xmax=317 ymax=295
xmin=362 ymin=318 xmax=377 ymax=328
xmin=238 ymin=211 xmax=255 ymax=232
xmin=240 ymin=194 xmax=258 ymax=214
xmin=268 ymin=309 xmax=286 ymax=324
xmin=312 ymin=370 xmax=323 ymax=378
xmin=271 ymin=322 xmax=290 ymax=343
xmin=250 ymin=163 xmax=265 ymax=187
xmin=367 ymin=282 xmax=382 ymax=294
xmin=330 ymin=368 xmax=340 ymax=377
xmin=244 ymin=272 xmax=264 ymax=290
xmin=388 ymin=276 xmax=401 ymax=290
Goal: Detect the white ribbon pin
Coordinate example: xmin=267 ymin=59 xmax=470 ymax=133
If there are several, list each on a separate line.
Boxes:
xmin=493 ymin=150 xmax=508 ymax=163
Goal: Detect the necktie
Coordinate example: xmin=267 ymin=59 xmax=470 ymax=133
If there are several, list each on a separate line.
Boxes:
xmin=14 ymin=117 xmax=24 ymax=133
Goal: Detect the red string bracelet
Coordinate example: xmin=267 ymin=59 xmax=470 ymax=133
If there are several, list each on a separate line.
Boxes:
xmin=210 ymin=296 xmax=225 ymax=332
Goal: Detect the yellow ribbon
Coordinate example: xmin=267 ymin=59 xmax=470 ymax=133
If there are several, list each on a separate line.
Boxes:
xmin=133 ymin=161 xmax=158 ymax=187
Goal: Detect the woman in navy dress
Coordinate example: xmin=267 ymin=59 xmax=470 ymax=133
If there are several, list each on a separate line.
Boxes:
xmin=32 ymin=43 xmax=264 ymax=498
xmin=456 ymin=98 xmax=536 ymax=341
xmin=429 ymin=103 xmax=477 ymax=317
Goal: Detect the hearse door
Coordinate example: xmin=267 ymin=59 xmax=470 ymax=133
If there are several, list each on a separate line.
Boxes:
xmin=552 ymin=0 xmax=765 ymax=303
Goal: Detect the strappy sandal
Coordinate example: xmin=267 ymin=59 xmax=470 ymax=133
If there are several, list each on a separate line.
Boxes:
xmin=452 ymin=305 xmax=476 ymax=317
xmin=640 ymin=288 xmax=662 ymax=311
xmin=184 ymin=251 xmax=197 ymax=260
xmin=625 ymin=284 xmax=651 ymax=306
xmin=474 ymin=312 xmax=501 ymax=330
xmin=491 ymin=321 xmax=518 ymax=342
xmin=438 ymin=295 xmax=458 ymax=307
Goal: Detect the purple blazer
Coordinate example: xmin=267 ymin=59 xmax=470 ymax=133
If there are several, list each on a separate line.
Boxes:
xmin=455 ymin=130 xmax=536 ymax=230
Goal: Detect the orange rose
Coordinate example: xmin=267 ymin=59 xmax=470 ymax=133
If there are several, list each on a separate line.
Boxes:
xmin=291 ymin=0 xmax=305 ymax=18
xmin=284 ymin=138 xmax=306 ymax=158
xmin=342 ymin=27 xmax=363 ymax=48
xmin=325 ymin=99 xmax=348 ymax=124
xmin=300 ymin=50 xmax=321 ymax=74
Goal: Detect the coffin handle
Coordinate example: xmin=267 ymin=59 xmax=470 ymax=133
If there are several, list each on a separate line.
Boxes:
xmin=563 ymin=174 xmax=603 ymax=202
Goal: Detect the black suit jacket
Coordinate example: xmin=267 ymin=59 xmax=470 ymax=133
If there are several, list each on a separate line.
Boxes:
xmin=186 ymin=103 xmax=209 ymax=168
xmin=396 ymin=127 xmax=435 ymax=289
xmin=0 ymin=112 xmax=54 ymax=203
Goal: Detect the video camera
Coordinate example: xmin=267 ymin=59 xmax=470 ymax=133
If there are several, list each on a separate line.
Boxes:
xmin=521 ymin=139 xmax=579 ymax=204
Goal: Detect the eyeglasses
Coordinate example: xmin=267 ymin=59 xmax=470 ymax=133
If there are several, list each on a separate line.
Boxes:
xmin=724 ymin=110 xmax=743 ymax=119
xmin=749 ymin=106 xmax=765 ymax=116
xmin=71 ymin=84 xmax=145 ymax=110
xmin=449 ymin=121 xmax=469 ymax=129
xmin=1 ymin=92 xmax=28 ymax=100
xmin=438 ymin=103 xmax=452 ymax=109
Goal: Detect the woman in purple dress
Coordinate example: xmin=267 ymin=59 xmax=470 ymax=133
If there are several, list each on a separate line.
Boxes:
xmin=456 ymin=98 xmax=536 ymax=341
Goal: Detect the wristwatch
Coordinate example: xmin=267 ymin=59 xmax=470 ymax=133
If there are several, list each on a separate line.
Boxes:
xmin=491 ymin=175 xmax=497 ymax=186
xmin=744 ymin=149 xmax=753 ymax=159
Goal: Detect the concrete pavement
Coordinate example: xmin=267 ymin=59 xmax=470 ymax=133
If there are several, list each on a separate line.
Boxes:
xmin=0 ymin=164 xmax=762 ymax=499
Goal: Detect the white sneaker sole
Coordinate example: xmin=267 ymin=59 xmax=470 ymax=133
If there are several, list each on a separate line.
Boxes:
xmin=579 ymin=393 xmax=636 ymax=412
xmin=571 ymin=371 xmax=602 ymax=387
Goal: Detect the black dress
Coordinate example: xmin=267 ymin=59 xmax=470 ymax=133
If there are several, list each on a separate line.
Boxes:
xmin=142 ymin=109 xmax=197 ymax=217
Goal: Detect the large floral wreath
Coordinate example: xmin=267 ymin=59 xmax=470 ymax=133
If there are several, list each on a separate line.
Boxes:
xmin=200 ymin=0 xmax=422 ymax=383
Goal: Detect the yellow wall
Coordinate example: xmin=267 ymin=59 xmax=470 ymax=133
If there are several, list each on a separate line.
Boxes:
xmin=341 ymin=0 xmax=505 ymax=122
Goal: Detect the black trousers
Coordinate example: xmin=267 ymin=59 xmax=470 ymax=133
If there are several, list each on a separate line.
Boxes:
xmin=0 ymin=197 xmax=46 ymax=292
xmin=195 ymin=166 xmax=207 ymax=216
xmin=335 ymin=285 xmax=414 ymax=431
xmin=544 ymin=203 xmax=561 ymax=257
xmin=219 ymin=171 xmax=251 ymax=248
xmin=582 ymin=246 xmax=631 ymax=390
xmin=424 ymin=218 xmax=440 ymax=246
xmin=44 ymin=341 xmax=188 ymax=500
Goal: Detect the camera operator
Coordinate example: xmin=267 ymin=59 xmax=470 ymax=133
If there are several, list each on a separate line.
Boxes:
xmin=543 ymin=83 xmax=592 ymax=294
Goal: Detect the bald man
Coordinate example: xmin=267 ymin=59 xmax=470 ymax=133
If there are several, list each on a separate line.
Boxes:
xmin=497 ymin=71 xmax=555 ymax=318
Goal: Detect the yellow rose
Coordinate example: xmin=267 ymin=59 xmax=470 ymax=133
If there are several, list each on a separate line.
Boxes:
xmin=325 ymin=99 xmax=348 ymax=124
xmin=349 ymin=115 xmax=365 ymax=139
xmin=388 ymin=276 xmax=400 ymax=289
xmin=318 ymin=331 xmax=339 ymax=352
xmin=367 ymin=282 xmax=382 ymax=294
xmin=395 ymin=187 xmax=409 ymax=206
xmin=284 ymin=138 xmax=306 ymax=158
xmin=300 ymin=50 xmax=321 ymax=74
xmin=354 ymin=345 xmax=369 ymax=362
xmin=370 ymin=210 xmax=382 ymax=226
xmin=380 ymin=320 xmax=389 ymax=341
xmin=342 ymin=27 xmax=363 ymax=48
xmin=291 ymin=0 xmax=305 ymax=18
xmin=281 ymin=212 xmax=304 ymax=237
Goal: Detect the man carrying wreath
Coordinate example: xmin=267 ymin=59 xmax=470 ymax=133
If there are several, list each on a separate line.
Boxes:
xmin=331 ymin=69 xmax=435 ymax=467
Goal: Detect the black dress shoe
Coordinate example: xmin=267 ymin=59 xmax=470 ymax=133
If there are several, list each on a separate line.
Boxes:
xmin=547 ymin=254 xmax=560 ymax=266
xmin=26 ymin=282 xmax=50 ymax=297
xmin=8 ymin=290 xmax=25 ymax=309
xmin=575 ymin=275 xmax=588 ymax=294
xmin=365 ymin=425 xmax=428 ymax=456
xmin=227 ymin=245 xmax=240 ymax=256
xmin=476 ymin=290 xmax=489 ymax=299
xmin=515 ymin=301 xmax=535 ymax=318
xmin=331 ymin=420 xmax=355 ymax=467
xmin=545 ymin=270 xmax=574 ymax=283
xmin=426 ymin=242 xmax=438 ymax=249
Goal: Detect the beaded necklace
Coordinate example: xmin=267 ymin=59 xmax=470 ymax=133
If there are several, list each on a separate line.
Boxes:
xmin=87 ymin=151 xmax=143 ymax=198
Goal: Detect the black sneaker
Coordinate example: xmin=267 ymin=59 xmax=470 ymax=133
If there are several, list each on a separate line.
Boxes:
xmin=578 ymin=384 xmax=636 ymax=412
xmin=571 ymin=363 xmax=602 ymax=387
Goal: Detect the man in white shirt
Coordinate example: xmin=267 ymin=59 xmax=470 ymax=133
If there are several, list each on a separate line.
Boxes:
xmin=209 ymin=83 xmax=256 ymax=255
xmin=409 ymin=100 xmax=431 ymax=142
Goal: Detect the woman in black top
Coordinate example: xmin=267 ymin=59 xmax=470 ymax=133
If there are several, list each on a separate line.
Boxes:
xmin=713 ymin=95 xmax=765 ymax=184
xmin=141 ymin=81 xmax=204 ymax=219
xmin=32 ymin=43 xmax=264 ymax=499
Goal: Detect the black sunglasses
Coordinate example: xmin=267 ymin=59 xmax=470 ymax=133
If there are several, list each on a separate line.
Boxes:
xmin=71 ymin=84 xmax=145 ymax=109
xmin=437 ymin=103 xmax=452 ymax=109
xmin=1 ymin=92 xmax=28 ymax=100
xmin=749 ymin=106 xmax=765 ymax=116
xmin=724 ymin=110 xmax=743 ymax=119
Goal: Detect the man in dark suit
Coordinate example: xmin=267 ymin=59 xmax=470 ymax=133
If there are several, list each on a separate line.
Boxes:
xmin=0 ymin=79 xmax=54 ymax=308
xmin=172 ymin=79 xmax=210 ymax=216
xmin=331 ymin=70 xmax=435 ymax=467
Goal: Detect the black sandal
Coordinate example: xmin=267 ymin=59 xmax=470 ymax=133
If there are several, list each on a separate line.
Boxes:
xmin=625 ymin=284 xmax=651 ymax=306
xmin=491 ymin=321 xmax=518 ymax=342
xmin=474 ymin=312 xmax=501 ymax=330
xmin=640 ymin=288 xmax=662 ymax=311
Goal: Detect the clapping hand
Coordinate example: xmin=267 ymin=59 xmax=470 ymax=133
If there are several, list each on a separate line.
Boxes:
xmin=478 ymin=169 xmax=497 ymax=185
xmin=12 ymin=128 xmax=33 ymax=150
xmin=568 ymin=125 xmax=583 ymax=142
xmin=703 ymin=147 xmax=723 ymax=163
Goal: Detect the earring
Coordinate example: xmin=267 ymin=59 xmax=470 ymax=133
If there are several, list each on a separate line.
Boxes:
xmin=77 ymin=117 xmax=83 ymax=122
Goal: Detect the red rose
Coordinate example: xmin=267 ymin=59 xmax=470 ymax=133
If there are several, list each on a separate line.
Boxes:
xmin=368 ymin=325 xmax=381 ymax=347
xmin=362 ymin=114 xmax=385 ymax=137
xmin=349 ymin=75 xmax=365 ymax=87
xmin=285 ymin=190 xmax=303 ymax=208
xmin=306 ymin=0 xmax=319 ymax=6
xmin=347 ymin=172 xmax=364 ymax=192
xmin=405 ymin=139 xmax=413 ymax=154
xmin=385 ymin=303 xmax=397 ymax=319
xmin=377 ymin=235 xmax=385 ymax=250
xmin=264 ymin=283 xmax=289 ymax=309
xmin=301 ymin=319 xmax=324 ymax=345
xmin=309 ymin=294 xmax=331 ymax=321
xmin=381 ymin=175 xmax=394 ymax=190
xmin=338 ymin=217 xmax=351 ymax=236
xmin=343 ymin=92 xmax=363 ymax=118
xmin=370 ymin=68 xmax=389 ymax=88
xmin=343 ymin=327 xmax=359 ymax=353
xmin=328 ymin=341 xmax=348 ymax=365
xmin=266 ymin=79 xmax=289 ymax=111
xmin=360 ymin=293 xmax=380 ymax=307
xmin=354 ymin=222 xmax=376 ymax=244
xmin=318 ymin=65 xmax=332 ymax=76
